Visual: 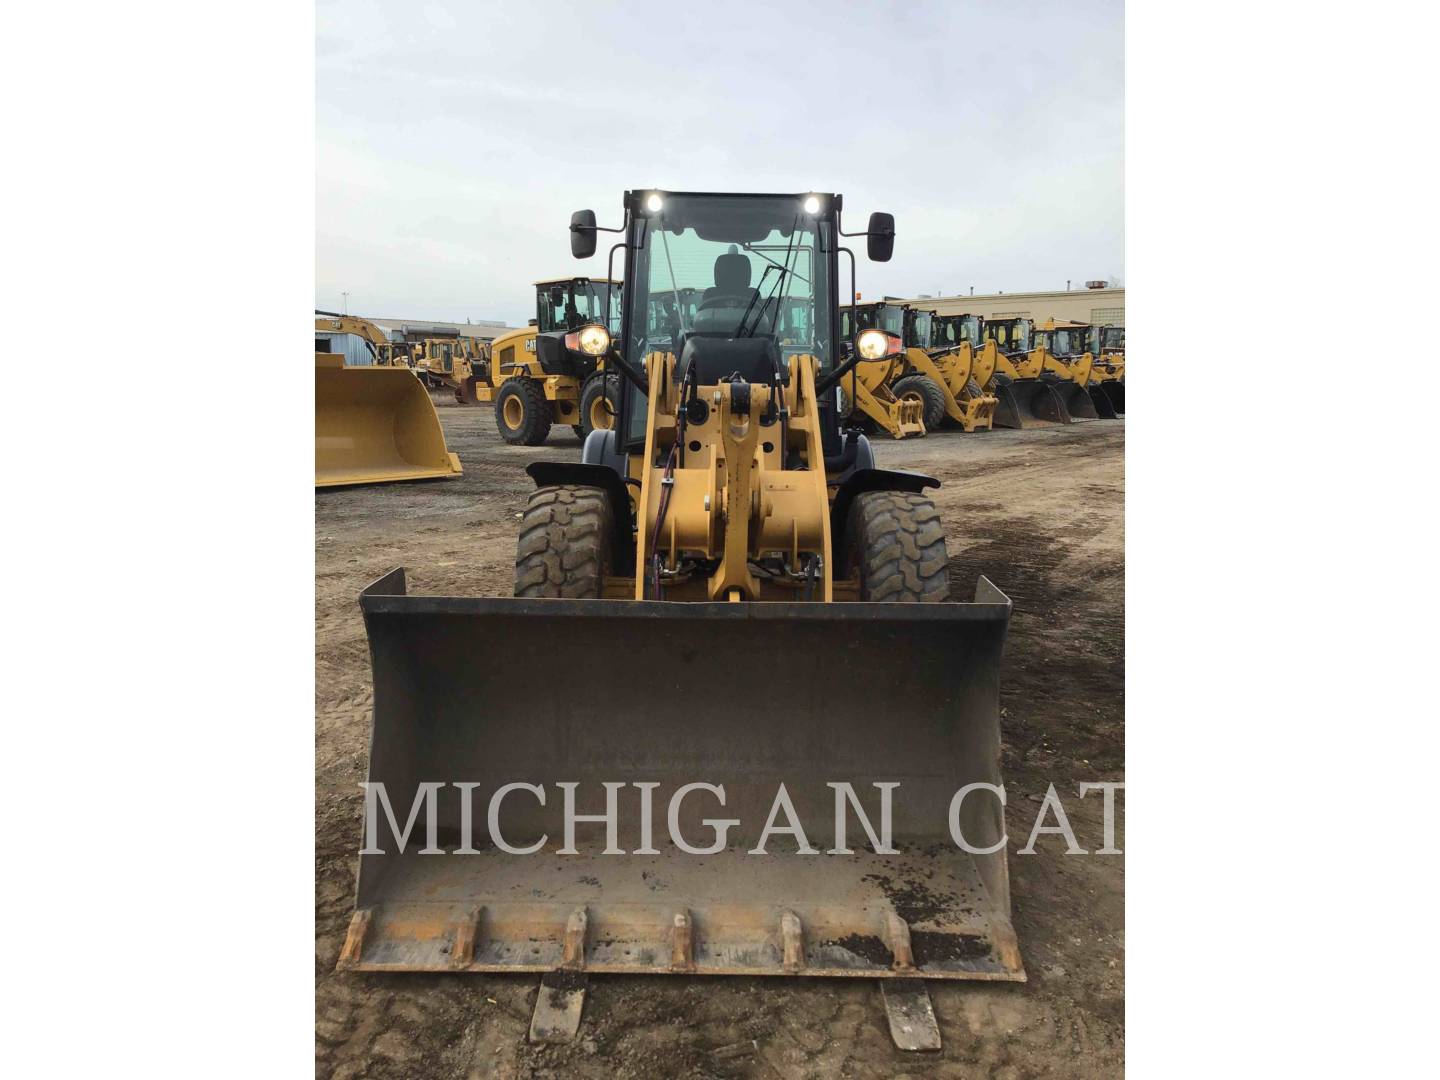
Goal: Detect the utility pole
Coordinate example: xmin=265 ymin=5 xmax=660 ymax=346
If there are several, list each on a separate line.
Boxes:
xmin=342 ymin=291 xmax=349 ymax=315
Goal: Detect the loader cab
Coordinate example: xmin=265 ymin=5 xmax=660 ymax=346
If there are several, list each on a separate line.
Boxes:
xmin=906 ymin=308 xmax=935 ymax=350
xmin=933 ymin=313 xmax=983 ymax=350
xmin=983 ymin=317 xmax=1033 ymax=358
xmin=1091 ymin=325 xmax=1124 ymax=354
xmin=532 ymin=276 xmax=622 ymax=378
xmin=1040 ymin=324 xmax=1092 ymax=358
xmin=841 ymin=301 xmax=905 ymax=339
xmin=608 ymin=192 xmax=844 ymax=451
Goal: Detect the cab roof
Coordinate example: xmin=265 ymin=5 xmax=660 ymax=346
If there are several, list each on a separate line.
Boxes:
xmin=533 ymin=276 xmax=621 ymax=287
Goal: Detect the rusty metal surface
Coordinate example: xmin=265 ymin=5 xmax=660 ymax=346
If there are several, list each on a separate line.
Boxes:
xmin=347 ymin=570 xmax=1021 ymax=982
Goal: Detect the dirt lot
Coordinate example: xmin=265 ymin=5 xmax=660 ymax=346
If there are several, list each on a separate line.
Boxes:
xmin=316 ymin=399 xmax=1125 ymax=1078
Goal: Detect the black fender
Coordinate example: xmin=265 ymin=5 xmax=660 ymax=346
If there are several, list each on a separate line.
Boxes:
xmin=829 ymin=467 xmax=940 ymax=571
xmin=524 ymin=461 xmax=636 ymax=569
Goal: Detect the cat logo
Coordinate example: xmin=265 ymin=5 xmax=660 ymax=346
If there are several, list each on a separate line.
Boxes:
xmin=525 ymin=338 xmax=536 ymax=353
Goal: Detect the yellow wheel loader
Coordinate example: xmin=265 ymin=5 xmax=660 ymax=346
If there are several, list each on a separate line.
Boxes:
xmin=876 ymin=305 xmax=999 ymax=433
xmin=837 ymin=303 xmax=926 ymax=438
xmin=459 ymin=277 xmax=623 ymax=444
xmin=982 ymin=316 xmax=1072 ymax=428
xmin=1032 ymin=320 xmax=1101 ymax=421
xmin=342 ymin=191 xmax=1022 ymax=1051
xmin=314 ymin=313 xmax=462 ymax=487
xmin=1086 ymin=324 xmax=1125 ymax=417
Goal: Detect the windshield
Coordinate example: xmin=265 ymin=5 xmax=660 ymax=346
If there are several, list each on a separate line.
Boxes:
xmin=986 ymin=319 xmax=1032 ymax=353
xmin=626 ymin=194 xmax=833 ymax=371
xmin=538 ymin=280 xmax=621 ymax=333
xmin=1099 ymin=326 xmax=1124 ymax=351
xmin=911 ymin=310 xmax=933 ymax=349
xmin=575 ymin=280 xmax=622 ymax=331
xmin=1052 ymin=327 xmax=1089 ymax=356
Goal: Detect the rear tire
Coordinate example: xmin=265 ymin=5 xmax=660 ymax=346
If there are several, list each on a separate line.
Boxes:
xmin=494 ymin=377 xmax=552 ymax=446
xmin=844 ymin=491 xmax=949 ymax=602
xmin=580 ymin=372 xmax=621 ymax=439
xmin=892 ymin=375 xmax=947 ymax=432
xmin=514 ymin=485 xmax=613 ymax=597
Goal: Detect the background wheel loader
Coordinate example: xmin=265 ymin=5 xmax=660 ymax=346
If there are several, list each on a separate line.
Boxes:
xmin=1032 ymin=320 xmax=1101 ymax=421
xmin=982 ymin=316 xmax=1073 ymax=428
xmin=837 ymin=303 xmax=927 ymax=438
xmin=313 ymin=313 xmax=462 ymax=487
xmin=344 ymin=191 xmax=1022 ymax=1052
xmin=1086 ymin=324 xmax=1125 ymax=417
xmin=458 ymin=277 xmax=622 ymax=444
xmin=874 ymin=303 xmax=999 ymax=434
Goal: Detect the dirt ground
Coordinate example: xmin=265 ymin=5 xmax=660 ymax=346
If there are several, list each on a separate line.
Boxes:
xmin=316 ymin=398 xmax=1125 ymax=1078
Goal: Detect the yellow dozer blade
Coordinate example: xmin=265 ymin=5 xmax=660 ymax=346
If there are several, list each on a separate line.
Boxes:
xmin=341 ymin=569 xmax=1024 ymax=984
xmin=315 ymin=355 xmax=462 ymax=488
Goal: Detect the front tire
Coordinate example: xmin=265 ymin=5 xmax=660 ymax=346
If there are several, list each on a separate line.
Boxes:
xmin=579 ymin=372 xmax=621 ymax=439
xmin=892 ymin=375 xmax=947 ymax=432
xmin=494 ymin=377 xmax=552 ymax=446
xmin=514 ymin=485 xmax=613 ymax=597
xmin=844 ymin=491 xmax=949 ymax=602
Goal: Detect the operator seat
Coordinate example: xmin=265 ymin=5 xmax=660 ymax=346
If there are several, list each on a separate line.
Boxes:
xmin=702 ymin=251 xmax=757 ymax=306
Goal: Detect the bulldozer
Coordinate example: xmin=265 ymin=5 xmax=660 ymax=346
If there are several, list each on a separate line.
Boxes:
xmin=314 ymin=313 xmax=462 ymax=487
xmin=415 ymin=337 xmax=466 ymax=391
xmin=375 ymin=341 xmax=419 ymax=370
xmin=458 ymin=277 xmax=623 ymax=444
xmin=981 ymin=316 xmax=1074 ymax=428
xmin=837 ymin=303 xmax=927 ymax=438
xmin=1086 ymin=324 xmax=1125 ymax=417
xmin=879 ymin=304 xmax=999 ymax=434
xmin=342 ymin=191 xmax=1022 ymax=1052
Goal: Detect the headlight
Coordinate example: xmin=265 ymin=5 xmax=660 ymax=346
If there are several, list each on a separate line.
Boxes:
xmin=566 ymin=323 xmax=611 ymax=356
xmin=645 ymin=192 xmax=663 ymax=213
xmin=855 ymin=328 xmax=900 ymax=360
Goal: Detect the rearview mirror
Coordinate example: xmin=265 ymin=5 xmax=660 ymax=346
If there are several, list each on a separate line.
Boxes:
xmin=867 ymin=212 xmax=895 ymax=263
xmin=570 ymin=209 xmax=597 ymax=259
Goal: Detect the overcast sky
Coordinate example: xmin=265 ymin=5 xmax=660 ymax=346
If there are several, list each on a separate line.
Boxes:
xmin=317 ymin=0 xmax=1123 ymax=327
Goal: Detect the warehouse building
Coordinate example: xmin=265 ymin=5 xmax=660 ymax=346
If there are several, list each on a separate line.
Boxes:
xmin=886 ymin=284 xmax=1125 ymax=327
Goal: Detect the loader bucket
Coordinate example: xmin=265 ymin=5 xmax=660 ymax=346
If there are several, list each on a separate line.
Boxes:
xmin=1087 ymin=384 xmax=1118 ymax=420
xmin=315 ymin=356 xmax=463 ymax=487
xmin=1096 ymin=381 xmax=1125 ymax=417
xmin=991 ymin=377 xmax=1070 ymax=429
xmin=341 ymin=569 xmax=1024 ymax=984
xmin=1052 ymin=380 xmax=1101 ymax=421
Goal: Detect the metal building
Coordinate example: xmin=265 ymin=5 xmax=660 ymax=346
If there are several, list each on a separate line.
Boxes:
xmin=887 ymin=285 xmax=1125 ymax=327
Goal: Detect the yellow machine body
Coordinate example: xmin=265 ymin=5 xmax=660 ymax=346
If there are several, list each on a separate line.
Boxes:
xmin=630 ymin=351 xmax=836 ymax=601
xmin=841 ymin=356 xmax=925 ymax=438
xmin=459 ymin=277 xmax=621 ymax=443
xmin=343 ymin=192 xmax=1021 ymax=1004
